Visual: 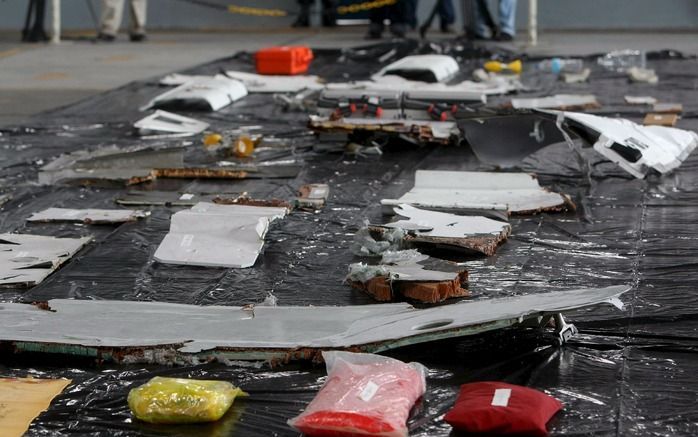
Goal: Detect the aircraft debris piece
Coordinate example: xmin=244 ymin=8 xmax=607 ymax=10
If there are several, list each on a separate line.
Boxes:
xmin=562 ymin=68 xmax=591 ymax=84
xmin=153 ymin=202 xmax=287 ymax=268
xmin=38 ymin=145 xmax=185 ymax=186
xmin=558 ymin=111 xmax=698 ymax=178
xmin=346 ymin=252 xmax=469 ymax=303
xmin=511 ymin=94 xmax=600 ymax=110
xmin=134 ymin=110 xmax=209 ymax=137
xmin=652 ymin=102 xmax=683 ymax=114
xmin=0 ymin=285 xmax=628 ymax=364
xmin=373 ymin=204 xmax=511 ymax=256
xmin=628 ymin=67 xmax=658 ymax=84
xmin=382 ymin=170 xmax=573 ymax=215
xmin=293 ymin=183 xmax=330 ymax=209
xmin=0 ymin=233 xmax=92 ymax=287
xmin=27 ymin=208 xmax=149 ymax=224
xmin=143 ymin=77 xmax=247 ymax=112
xmin=624 ymin=95 xmax=658 ymax=105
xmin=308 ymin=115 xmax=459 ymax=145
xmin=224 ymin=71 xmax=324 ymax=92
xmin=373 ymin=55 xmax=459 ymax=83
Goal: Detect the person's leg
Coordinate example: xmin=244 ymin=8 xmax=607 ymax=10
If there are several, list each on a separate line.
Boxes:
xmin=474 ymin=0 xmax=493 ymax=38
xmin=388 ymin=2 xmax=408 ymax=37
xmin=128 ymin=0 xmax=147 ymax=40
xmin=321 ymin=0 xmax=337 ymax=27
xmin=498 ymin=0 xmax=517 ymax=38
xmin=294 ymin=0 xmax=311 ymax=27
xmin=367 ymin=6 xmax=385 ymax=38
xmin=100 ymin=0 xmax=124 ymax=37
xmin=405 ymin=0 xmax=418 ymax=30
xmin=438 ymin=0 xmax=455 ymax=32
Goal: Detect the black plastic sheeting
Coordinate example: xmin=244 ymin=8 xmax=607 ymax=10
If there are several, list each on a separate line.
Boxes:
xmin=1 ymin=39 xmax=698 ymax=436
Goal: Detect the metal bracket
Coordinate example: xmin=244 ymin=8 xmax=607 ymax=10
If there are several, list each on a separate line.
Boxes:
xmin=553 ymin=313 xmax=578 ymax=345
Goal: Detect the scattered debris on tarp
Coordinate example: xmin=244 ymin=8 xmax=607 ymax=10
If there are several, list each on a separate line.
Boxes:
xmin=0 ymin=233 xmax=92 ymax=287
xmin=293 ymin=183 xmax=330 ymax=209
xmin=288 ymin=351 xmax=426 ymax=437
xmin=0 ymin=377 xmax=72 ymax=437
xmin=562 ymin=68 xmax=591 ymax=84
xmin=134 ymin=110 xmax=209 ymax=137
xmin=128 ymin=377 xmax=247 ymax=424
xmin=0 ymin=193 xmax=11 ymax=207
xmin=115 ymin=191 xmax=236 ymax=207
xmin=213 ymin=194 xmax=292 ymax=209
xmin=154 ymin=202 xmax=287 ymax=268
xmin=346 ymin=251 xmax=469 ymax=303
xmin=511 ymin=94 xmax=600 ymax=110
xmin=382 ymin=170 xmax=573 ymax=215
xmin=143 ymin=76 xmax=247 ymax=112
xmin=372 ymin=204 xmax=511 ymax=256
xmin=27 ymin=208 xmax=149 ymax=224
xmin=0 ymin=285 xmax=628 ymax=363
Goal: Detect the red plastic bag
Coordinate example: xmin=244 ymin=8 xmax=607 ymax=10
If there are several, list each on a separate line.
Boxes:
xmin=288 ymin=351 xmax=426 ymax=437
xmin=444 ymin=381 xmax=562 ymax=436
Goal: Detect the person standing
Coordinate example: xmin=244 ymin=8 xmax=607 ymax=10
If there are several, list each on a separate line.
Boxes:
xmin=293 ymin=0 xmax=337 ymax=28
xmin=475 ymin=0 xmax=517 ymax=41
xmin=97 ymin=0 xmax=148 ymax=42
xmin=367 ymin=1 xmax=409 ymax=39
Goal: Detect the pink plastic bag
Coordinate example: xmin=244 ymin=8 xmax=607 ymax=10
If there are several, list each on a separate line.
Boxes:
xmin=288 ymin=351 xmax=426 ymax=437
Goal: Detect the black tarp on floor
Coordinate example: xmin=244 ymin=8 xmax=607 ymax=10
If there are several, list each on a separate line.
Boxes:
xmin=1 ymin=40 xmax=698 ymax=436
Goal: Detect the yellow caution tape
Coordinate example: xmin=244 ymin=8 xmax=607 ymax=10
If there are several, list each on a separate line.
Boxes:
xmin=223 ymin=0 xmax=397 ymax=17
xmin=227 ymin=5 xmax=287 ymax=17
xmin=337 ymin=0 xmax=397 ymax=15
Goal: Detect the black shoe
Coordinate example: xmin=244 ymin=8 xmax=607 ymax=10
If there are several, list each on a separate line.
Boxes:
xmin=495 ymin=32 xmax=514 ymax=41
xmin=322 ymin=11 xmax=337 ymax=27
xmin=365 ymin=31 xmax=382 ymax=40
xmin=96 ymin=32 xmax=116 ymax=42
xmin=389 ymin=24 xmax=406 ymax=38
xmin=129 ymin=33 xmax=146 ymax=42
xmin=441 ymin=24 xmax=454 ymax=34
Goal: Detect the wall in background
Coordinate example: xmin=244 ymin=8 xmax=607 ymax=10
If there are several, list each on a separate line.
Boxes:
xmin=1 ymin=0 xmax=697 ymax=32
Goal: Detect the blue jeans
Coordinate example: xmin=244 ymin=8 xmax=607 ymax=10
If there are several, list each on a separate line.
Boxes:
xmin=475 ymin=0 xmax=517 ymax=37
xmin=438 ymin=0 xmax=455 ymax=26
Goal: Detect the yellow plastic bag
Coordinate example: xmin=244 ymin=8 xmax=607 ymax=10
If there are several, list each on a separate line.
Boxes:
xmin=127 ymin=377 xmax=247 ymax=424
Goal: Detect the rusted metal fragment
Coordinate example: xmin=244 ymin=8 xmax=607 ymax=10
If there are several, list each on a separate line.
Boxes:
xmin=0 ymin=286 xmax=628 ymax=365
xmin=347 ymin=256 xmax=469 ymax=303
xmin=349 ymin=269 xmax=468 ymax=303
xmin=213 ymin=196 xmax=292 ymax=210
xmin=151 ymin=168 xmax=248 ymax=179
xmin=38 ymin=146 xmax=185 ymax=186
xmin=643 ymin=113 xmax=679 ymax=127
xmin=373 ymin=204 xmax=512 ymax=256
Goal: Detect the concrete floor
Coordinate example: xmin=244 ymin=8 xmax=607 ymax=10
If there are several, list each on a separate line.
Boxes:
xmin=1 ymin=28 xmax=697 ymax=127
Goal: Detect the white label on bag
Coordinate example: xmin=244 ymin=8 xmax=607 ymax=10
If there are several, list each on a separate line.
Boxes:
xmin=491 ymin=388 xmax=511 ymax=407
xmin=359 ymin=381 xmax=379 ymax=402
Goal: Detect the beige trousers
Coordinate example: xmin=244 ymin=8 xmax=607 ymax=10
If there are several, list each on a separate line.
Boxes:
xmin=100 ymin=0 xmax=147 ymax=36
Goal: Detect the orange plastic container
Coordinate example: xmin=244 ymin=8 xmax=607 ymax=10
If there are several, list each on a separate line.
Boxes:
xmin=255 ymin=46 xmax=313 ymax=75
